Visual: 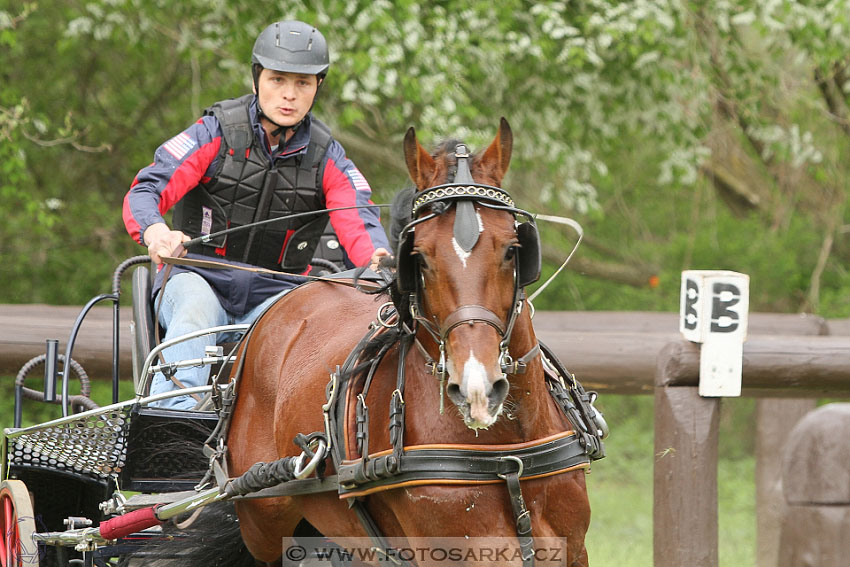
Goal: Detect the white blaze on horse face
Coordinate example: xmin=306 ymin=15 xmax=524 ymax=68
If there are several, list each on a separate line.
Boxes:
xmin=464 ymin=350 xmax=497 ymax=428
xmin=451 ymin=211 xmax=485 ymax=268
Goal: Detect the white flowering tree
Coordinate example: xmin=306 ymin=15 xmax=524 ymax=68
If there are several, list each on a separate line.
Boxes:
xmin=3 ymin=0 xmax=849 ymax=312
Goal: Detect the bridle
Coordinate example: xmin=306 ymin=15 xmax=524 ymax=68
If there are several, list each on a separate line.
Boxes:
xmin=395 ymin=144 xmax=543 ymax=381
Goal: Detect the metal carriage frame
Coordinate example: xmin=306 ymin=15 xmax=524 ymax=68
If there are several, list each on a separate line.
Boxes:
xmin=1 ymin=224 xmax=351 ymax=567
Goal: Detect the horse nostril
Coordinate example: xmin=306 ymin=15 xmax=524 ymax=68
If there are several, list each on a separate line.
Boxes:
xmin=489 ymin=377 xmax=509 ymax=406
xmin=446 ymin=382 xmax=465 ymax=406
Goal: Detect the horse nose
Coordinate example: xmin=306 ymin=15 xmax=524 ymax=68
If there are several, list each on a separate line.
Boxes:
xmin=489 ymin=376 xmax=509 ymax=407
xmin=446 ymin=381 xmax=465 ymax=407
xmin=446 ymin=376 xmax=509 ymax=410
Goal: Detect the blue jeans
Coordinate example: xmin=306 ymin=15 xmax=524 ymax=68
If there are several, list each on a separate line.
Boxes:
xmin=150 ymin=272 xmax=288 ymax=410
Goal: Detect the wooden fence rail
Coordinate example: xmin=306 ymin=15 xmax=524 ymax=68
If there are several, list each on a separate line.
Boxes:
xmin=2 ymin=304 xmax=843 ymax=384
xmin=2 ymin=304 xmax=849 ymax=567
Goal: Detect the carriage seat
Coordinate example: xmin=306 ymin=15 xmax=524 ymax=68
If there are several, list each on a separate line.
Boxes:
xmin=130 ymin=263 xmax=241 ymax=396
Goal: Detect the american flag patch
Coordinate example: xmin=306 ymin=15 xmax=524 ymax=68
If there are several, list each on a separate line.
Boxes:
xmin=163 ymin=132 xmax=196 ymax=160
xmin=349 ymin=168 xmax=371 ymax=192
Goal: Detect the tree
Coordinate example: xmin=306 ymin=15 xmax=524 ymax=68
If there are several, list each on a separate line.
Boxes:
xmin=3 ymin=0 xmax=849 ymax=316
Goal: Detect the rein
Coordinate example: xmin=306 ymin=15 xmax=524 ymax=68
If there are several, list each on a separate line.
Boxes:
xmin=182 ymin=203 xmax=392 ymax=249
xmin=158 ymin=253 xmax=385 ymax=290
xmin=149 ymin=203 xmax=391 ymax=380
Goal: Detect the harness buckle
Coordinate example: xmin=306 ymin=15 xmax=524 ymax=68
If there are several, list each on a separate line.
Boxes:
xmin=588 ymin=392 xmax=610 ymax=439
xmin=499 ymin=343 xmax=514 ymax=375
xmin=391 ymin=388 xmax=405 ymax=406
xmin=497 ymin=455 xmax=524 ymax=479
xmin=377 ymin=302 xmax=398 ymax=328
xmin=426 ymin=342 xmax=447 ymax=380
xmin=322 ymin=370 xmax=339 ymax=453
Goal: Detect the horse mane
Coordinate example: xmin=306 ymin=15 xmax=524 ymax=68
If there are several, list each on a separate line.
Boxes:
xmin=389 ymin=184 xmax=415 ymax=252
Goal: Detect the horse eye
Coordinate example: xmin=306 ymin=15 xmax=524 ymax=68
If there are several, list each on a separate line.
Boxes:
xmin=415 ymin=253 xmax=430 ymax=273
xmin=504 ymin=246 xmax=517 ymax=262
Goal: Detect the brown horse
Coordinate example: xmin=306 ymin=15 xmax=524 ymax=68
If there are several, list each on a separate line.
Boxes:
xmin=225 ymin=119 xmax=594 ymax=566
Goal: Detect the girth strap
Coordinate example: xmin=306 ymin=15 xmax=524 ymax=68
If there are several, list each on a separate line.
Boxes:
xmin=350 ymin=500 xmax=415 ymax=567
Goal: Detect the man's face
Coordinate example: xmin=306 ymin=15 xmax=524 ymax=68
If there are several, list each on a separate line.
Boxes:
xmin=256 ymin=69 xmax=319 ymax=132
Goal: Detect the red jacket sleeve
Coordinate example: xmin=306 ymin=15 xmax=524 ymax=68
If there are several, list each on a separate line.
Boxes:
xmin=123 ymin=116 xmax=222 ymax=245
xmin=321 ymin=140 xmax=390 ymax=266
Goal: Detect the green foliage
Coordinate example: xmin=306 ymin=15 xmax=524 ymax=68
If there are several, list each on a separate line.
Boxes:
xmin=0 ymin=374 xmax=135 ymax=429
xmin=1 ymin=0 xmax=849 ymax=317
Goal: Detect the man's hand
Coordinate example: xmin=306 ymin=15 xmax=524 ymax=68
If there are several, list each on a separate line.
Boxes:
xmin=144 ymin=222 xmax=190 ymax=265
xmin=368 ymin=247 xmax=391 ymax=272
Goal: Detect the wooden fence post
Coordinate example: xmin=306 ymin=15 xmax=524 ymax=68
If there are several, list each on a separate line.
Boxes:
xmin=756 ymin=315 xmax=829 ymax=567
xmin=755 ymin=398 xmax=816 ymax=567
xmin=654 ymin=344 xmax=720 ymax=567
xmin=778 ymin=403 xmax=850 ymax=565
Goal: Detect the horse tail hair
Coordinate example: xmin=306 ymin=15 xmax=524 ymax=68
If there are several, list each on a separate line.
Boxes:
xmin=124 ymin=501 xmax=255 ymax=566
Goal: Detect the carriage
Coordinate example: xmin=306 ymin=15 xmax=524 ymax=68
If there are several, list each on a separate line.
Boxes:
xmin=2 ymin=121 xmax=608 ymax=567
xmin=2 ymin=224 xmax=352 ymax=566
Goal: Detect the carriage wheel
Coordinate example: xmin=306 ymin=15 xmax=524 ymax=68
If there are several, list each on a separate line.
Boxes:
xmin=0 ymin=480 xmax=39 ymax=567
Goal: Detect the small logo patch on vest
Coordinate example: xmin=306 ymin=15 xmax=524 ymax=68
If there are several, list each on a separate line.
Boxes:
xmin=201 ymin=206 xmax=213 ymax=235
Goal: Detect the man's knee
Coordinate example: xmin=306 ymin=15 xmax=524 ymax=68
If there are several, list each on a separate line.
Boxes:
xmin=158 ymin=273 xmax=224 ymax=330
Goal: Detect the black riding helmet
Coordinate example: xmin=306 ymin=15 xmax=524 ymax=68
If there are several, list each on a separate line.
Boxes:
xmin=251 ymin=21 xmax=329 ymax=137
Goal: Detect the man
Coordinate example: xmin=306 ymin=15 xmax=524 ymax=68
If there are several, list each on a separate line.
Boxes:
xmin=123 ymin=20 xmax=390 ymax=409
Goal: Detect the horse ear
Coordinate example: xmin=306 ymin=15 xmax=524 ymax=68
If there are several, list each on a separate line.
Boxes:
xmin=479 ymin=117 xmax=513 ymax=184
xmin=403 ymin=127 xmax=437 ymax=190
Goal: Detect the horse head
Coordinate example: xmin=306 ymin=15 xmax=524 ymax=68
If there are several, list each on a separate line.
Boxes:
xmin=396 ymin=118 xmax=541 ymax=431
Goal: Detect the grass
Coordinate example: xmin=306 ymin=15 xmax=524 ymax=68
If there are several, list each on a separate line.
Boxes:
xmin=1 ymin=377 xmax=757 ymax=567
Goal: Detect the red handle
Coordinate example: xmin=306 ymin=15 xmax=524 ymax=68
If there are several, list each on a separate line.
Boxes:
xmin=98 ymin=506 xmax=162 ymax=540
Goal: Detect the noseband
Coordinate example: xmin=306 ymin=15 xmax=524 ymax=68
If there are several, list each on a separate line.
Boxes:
xmin=395 ymin=144 xmax=543 ymax=380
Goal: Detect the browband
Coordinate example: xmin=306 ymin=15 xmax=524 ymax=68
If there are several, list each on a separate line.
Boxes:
xmin=411 ymin=184 xmax=515 ymax=216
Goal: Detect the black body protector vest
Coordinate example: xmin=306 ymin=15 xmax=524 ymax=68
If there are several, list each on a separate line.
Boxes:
xmin=172 ymin=94 xmax=333 ymax=273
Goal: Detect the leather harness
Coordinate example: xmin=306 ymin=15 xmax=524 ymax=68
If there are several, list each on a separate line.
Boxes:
xmin=198 ymin=147 xmax=606 ymax=565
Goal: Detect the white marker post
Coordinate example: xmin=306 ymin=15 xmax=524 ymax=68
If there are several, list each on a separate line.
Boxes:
xmin=679 ymin=270 xmax=750 ymax=397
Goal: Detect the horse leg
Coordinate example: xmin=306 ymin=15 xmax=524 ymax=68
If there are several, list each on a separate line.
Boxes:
xmin=570 ymin=547 xmax=589 ymax=567
xmin=373 ymin=477 xmax=590 ymax=566
xmin=234 ymin=498 xmax=301 ymax=563
xmin=535 ymin=470 xmax=591 ymax=567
